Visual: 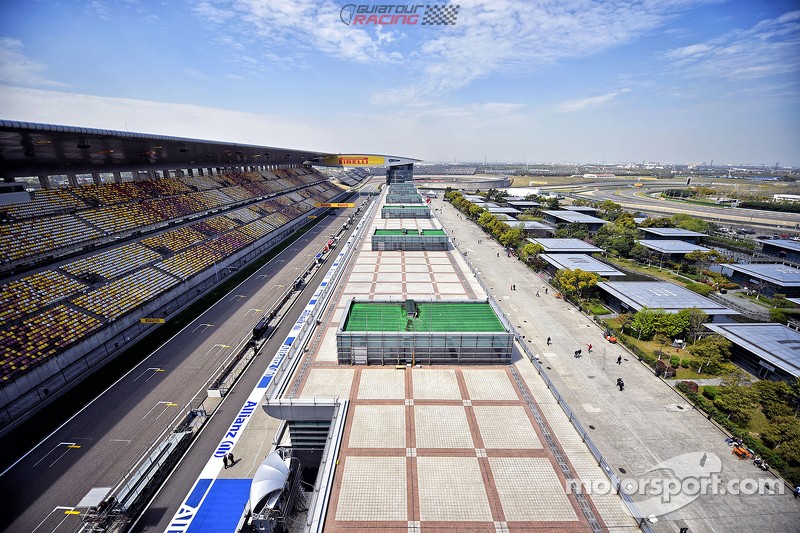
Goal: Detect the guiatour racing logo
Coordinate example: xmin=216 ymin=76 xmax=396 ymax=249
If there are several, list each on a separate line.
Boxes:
xmin=340 ymin=3 xmax=460 ymax=26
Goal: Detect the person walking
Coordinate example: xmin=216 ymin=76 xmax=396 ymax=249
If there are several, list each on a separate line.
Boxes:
xmin=547 ymin=337 xmax=551 ymax=346
xmin=544 ymin=288 xmax=548 ymax=294
xmin=223 ymin=455 xmax=229 ymax=469
xmin=536 ymin=291 xmax=540 ymax=297
xmin=617 ymin=378 xmax=625 ymax=391
xmin=616 ymin=355 xmax=622 ymax=365
xmin=587 ymin=344 xmax=592 ymax=353
xmin=574 ymin=349 xmax=582 ymax=358
xmin=227 ymin=452 xmax=235 ymax=467
xmin=794 ymin=485 xmax=800 ymax=499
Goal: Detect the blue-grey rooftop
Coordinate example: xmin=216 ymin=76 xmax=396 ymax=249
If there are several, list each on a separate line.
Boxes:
xmin=539 ymin=254 xmax=625 ymax=278
xmin=705 ymin=323 xmax=800 ymax=378
xmin=513 ymin=221 xmax=554 ymax=231
xmin=506 ymin=200 xmax=542 ymax=208
xmin=562 ymin=206 xmax=598 ymax=213
xmin=761 ymin=239 xmax=800 ymax=252
xmin=541 ymin=210 xmax=608 ymax=224
xmin=527 ymin=238 xmax=603 ymax=253
xmin=638 ymin=240 xmax=711 ymax=254
xmin=487 ymin=206 xmax=521 ymax=215
xmin=640 ymin=227 xmax=707 ymax=237
xmin=720 ymin=263 xmax=800 ymax=287
xmin=596 ymin=281 xmax=738 ymax=315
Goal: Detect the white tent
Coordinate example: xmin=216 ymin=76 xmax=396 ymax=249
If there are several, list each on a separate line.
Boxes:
xmin=249 ymin=450 xmax=290 ymax=515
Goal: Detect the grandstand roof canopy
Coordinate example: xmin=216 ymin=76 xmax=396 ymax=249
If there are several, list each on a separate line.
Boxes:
xmin=0 ymin=120 xmax=335 ymax=179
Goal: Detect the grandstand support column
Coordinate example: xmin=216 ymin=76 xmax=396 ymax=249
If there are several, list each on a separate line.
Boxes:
xmin=67 ymin=173 xmax=78 ymax=187
xmin=187 ymin=168 xmax=195 ymax=176
xmin=92 ymin=172 xmax=102 ymax=185
xmin=38 ymin=175 xmax=50 ymax=190
xmin=113 ymin=171 xmax=122 ymax=183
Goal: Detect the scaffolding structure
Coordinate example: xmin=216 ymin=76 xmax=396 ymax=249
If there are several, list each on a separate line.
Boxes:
xmin=380 ymin=205 xmax=431 ymax=219
xmin=371 ymin=228 xmax=448 ymax=251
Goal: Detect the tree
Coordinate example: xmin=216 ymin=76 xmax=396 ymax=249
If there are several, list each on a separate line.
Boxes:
xmin=687 ymin=334 xmax=732 ymax=374
xmin=654 ymin=333 xmax=671 ymax=356
xmin=554 ymin=268 xmax=600 ymax=300
xmin=753 ymin=380 xmax=795 ymax=420
xmin=714 ymin=384 xmax=757 ymax=424
xmin=629 ymin=243 xmax=652 ymax=263
xmin=680 ymin=307 xmax=708 ymax=342
xmin=640 ymin=217 xmax=673 ymax=228
xmin=477 ymin=211 xmax=495 ymax=230
xmin=672 ymin=213 xmax=713 ymax=234
xmin=685 ymin=250 xmax=723 ymax=276
xmin=762 ymin=416 xmax=800 ymax=448
xmin=468 ymin=204 xmax=484 ymax=219
xmin=500 ymin=227 xmax=524 ymax=248
xmin=630 ymin=307 xmax=664 ymax=340
xmin=657 ymin=311 xmax=688 ymax=338
xmin=520 ymin=242 xmax=544 ymax=263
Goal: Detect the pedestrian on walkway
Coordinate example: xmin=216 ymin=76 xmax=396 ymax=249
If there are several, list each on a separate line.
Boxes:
xmin=227 ymin=452 xmax=235 ymax=467
xmin=587 ymin=344 xmax=592 ymax=353
xmin=497 ymin=252 xmax=500 ymax=257
xmin=223 ymin=455 xmax=229 ymax=469
xmin=794 ymin=486 xmax=800 ymax=499
xmin=547 ymin=337 xmax=551 ymax=346
xmin=544 ymin=288 xmax=548 ymax=294
xmin=513 ymin=284 xmax=516 ymax=291
xmin=574 ymin=349 xmax=582 ymax=358
xmin=617 ymin=378 xmax=625 ymax=391
xmin=616 ymin=355 xmax=622 ymax=365
xmin=536 ymin=291 xmax=540 ymax=297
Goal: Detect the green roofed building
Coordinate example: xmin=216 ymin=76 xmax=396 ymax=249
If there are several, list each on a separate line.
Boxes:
xmin=381 ymin=204 xmax=431 ymax=219
xmin=372 ymin=228 xmax=449 ymax=251
xmin=337 ymin=299 xmax=512 ymax=365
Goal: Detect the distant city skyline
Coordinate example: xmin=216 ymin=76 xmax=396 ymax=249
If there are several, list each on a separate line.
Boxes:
xmin=1 ymin=1 xmax=798 ymax=166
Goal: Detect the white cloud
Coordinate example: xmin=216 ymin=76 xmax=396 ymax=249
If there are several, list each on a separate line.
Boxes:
xmin=665 ymin=10 xmax=800 ymax=79
xmin=192 ymin=0 xmax=402 ymax=66
xmin=0 ymin=37 xmax=68 ymax=88
xmin=192 ymin=0 xmax=706 ymax=99
xmin=557 ymin=88 xmax=630 ymax=113
xmin=401 ymin=0 xmax=705 ymax=97
xmin=0 ymin=86 xmax=337 ymax=151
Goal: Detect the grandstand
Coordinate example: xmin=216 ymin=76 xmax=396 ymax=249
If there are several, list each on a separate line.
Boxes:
xmin=0 ymin=121 xmax=371 ymax=430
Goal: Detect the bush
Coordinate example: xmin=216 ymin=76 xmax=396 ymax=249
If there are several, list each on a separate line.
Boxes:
xmin=703 ymin=385 xmax=720 ymax=400
xmin=686 ymin=282 xmax=714 ymax=296
xmin=669 ymin=355 xmax=681 ymax=368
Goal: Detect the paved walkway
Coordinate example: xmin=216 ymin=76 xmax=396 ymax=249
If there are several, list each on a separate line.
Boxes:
xmin=432 ymin=197 xmax=800 ymax=533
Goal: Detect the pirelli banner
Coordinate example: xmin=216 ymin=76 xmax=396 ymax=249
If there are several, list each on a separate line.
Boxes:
xmin=315 ymin=202 xmax=355 ymax=208
xmin=310 ymin=154 xmax=418 ymax=168
xmin=320 ymin=155 xmax=384 ymax=167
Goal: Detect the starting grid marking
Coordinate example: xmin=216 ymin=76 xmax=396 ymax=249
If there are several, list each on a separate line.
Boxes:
xmin=167 ymin=238 xmax=354 ymax=532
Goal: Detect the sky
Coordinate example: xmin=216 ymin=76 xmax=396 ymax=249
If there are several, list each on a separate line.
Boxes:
xmin=0 ymin=0 xmax=799 ymax=166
